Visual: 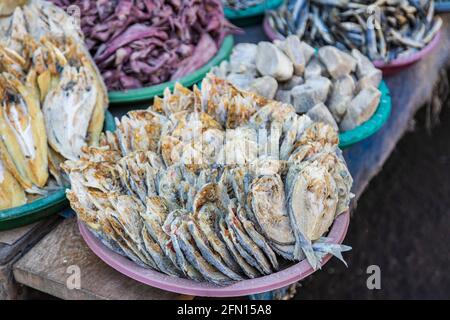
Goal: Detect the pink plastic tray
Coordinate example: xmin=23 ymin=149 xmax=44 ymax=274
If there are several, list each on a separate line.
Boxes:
xmin=263 ymin=15 xmax=442 ymax=76
xmin=78 ymin=211 xmax=350 ymax=297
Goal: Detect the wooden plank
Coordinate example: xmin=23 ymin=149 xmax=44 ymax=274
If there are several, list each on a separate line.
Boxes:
xmin=0 ymin=216 xmax=61 ymax=299
xmin=0 ymin=217 xmax=60 ymax=265
xmin=13 ymin=217 xmax=191 ymax=300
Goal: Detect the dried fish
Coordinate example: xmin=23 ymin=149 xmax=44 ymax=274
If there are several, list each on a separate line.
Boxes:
xmin=0 ymin=157 xmax=26 ymax=209
xmin=0 ymin=0 xmax=107 ymax=210
xmin=267 ymin=0 xmax=441 ymax=62
xmin=65 ymin=76 xmax=353 ymax=285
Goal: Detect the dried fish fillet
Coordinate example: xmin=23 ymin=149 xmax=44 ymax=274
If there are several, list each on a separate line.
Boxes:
xmin=0 ymin=0 xmax=108 ymax=210
xmin=0 ymin=157 xmax=26 ymax=209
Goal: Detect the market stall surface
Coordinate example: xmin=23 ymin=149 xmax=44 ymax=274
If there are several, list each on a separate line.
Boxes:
xmin=2 ymin=12 xmax=449 ymax=301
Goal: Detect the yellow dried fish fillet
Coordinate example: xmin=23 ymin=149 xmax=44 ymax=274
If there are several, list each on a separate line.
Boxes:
xmin=0 ymin=71 xmax=49 ymax=189
xmin=0 ymin=158 xmax=27 ymax=210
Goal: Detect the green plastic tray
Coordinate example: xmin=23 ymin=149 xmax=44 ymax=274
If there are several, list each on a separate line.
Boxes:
xmin=339 ymin=81 xmax=391 ymax=149
xmin=108 ymin=36 xmax=234 ymax=105
xmin=224 ymin=0 xmax=283 ymax=20
xmin=0 ymin=111 xmax=116 ymax=231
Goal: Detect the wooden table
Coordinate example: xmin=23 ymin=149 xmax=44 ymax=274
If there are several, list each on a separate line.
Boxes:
xmin=0 ymin=216 xmax=60 ymax=299
xmin=13 ymin=217 xmax=191 ymax=300
xmin=9 ymin=14 xmax=450 ymax=300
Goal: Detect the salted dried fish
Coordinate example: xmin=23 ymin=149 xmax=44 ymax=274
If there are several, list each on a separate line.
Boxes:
xmin=65 ymin=76 xmax=353 ymax=284
xmin=0 ymin=157 xmax=26 ymax=209
xmin=267 ymin=0 xmax=441 ymax=62
xmin=176 ymin=219 xmax=234 ymax=285
xmin=0 ymin=71 xmax=48 ymax=192
xmin=217 ymin=217 xmax=261 ymax=278
xmin=187 ymin=219 xmax=243 ymax=280
xmin=0 ymin=0 xmax=108 ymax=210
xmin=226 ymin=201 xmax=274 ymax=274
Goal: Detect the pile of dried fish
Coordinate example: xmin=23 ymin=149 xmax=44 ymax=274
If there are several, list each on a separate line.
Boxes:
xmin=266 ymin=0 xmax=442 ymax=62
xmin=212 ymin=36 xmax=382 ymax=131
xmin=51 ymin=0 xmax=237 ymax=90
xmin=64 ymin=76 xmax=353 ymax=285
xmin=0 ymin=0 xmax=107 ymax=210
xmin=223 ymin=0 xmax=265 ymax=10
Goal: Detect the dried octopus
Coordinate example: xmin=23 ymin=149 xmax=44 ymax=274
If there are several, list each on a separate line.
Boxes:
xmin=64 ymin=76 xmax=353 ymax=285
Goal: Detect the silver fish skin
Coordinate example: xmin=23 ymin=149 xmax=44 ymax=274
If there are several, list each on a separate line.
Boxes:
xmin=141 ymin=226 xmax=182 ymax=277
xmin=226 ymin=202 xmax=273 ymax=274
xmin=187 ymin=220 xmax=243 ymax=281
xmin=177 ymin=221 xmax=234 ymax=285
xmin=236 ymin=204 xmax=279 ymax=270
xmin=196 ymin=203 xmax=243 ymax=274
xmin=217 ymin=217 xmax=260 ymax=278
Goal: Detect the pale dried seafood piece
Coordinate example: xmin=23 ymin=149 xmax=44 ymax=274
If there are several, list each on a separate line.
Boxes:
xmin=211 ymin=38 xmax=382 ymax=132
xmin=275 ymin=35 xmax=308 ymax=75
xmin=318 ymin=46 xmax=356 ymax=79
xmin=340 ymin=86 xmax=381 ymax=131
xmin=306 ymin=103 xmax=339 ymax=131
xmin=249 ymin=76 xmax=278 ymax=100
xmin=256 ymin=42 xmax=293 ymax=81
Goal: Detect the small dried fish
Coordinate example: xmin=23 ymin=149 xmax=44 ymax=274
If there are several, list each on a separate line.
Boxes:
xmin=267 ymin=0 xmax=441 ymax=62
